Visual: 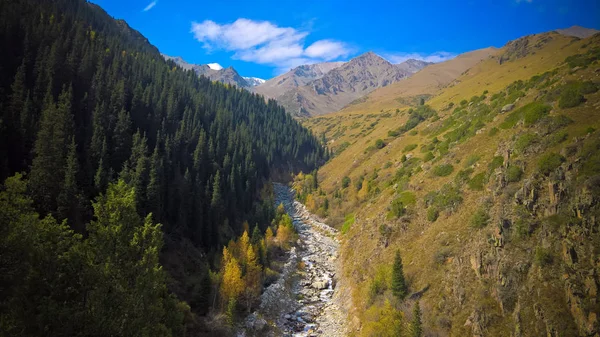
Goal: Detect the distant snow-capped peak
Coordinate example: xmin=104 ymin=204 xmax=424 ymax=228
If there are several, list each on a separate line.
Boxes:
xmin=207 ymin=63 xmax=223 ymax=70
xmin=243 ymin=77 xmax=266 ymax=86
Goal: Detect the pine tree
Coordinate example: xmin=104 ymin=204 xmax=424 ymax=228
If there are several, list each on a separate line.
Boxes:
xmin=392 ymin=250 xmax=408 ymax=301
xmin=411 ymin=301 xmax=423 ymax=337
xmin=57 ymin=137 xmax=82 ymax=226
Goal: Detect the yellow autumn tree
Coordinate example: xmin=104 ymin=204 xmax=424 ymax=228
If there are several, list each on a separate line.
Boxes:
xmin=220 ymin=256 xmax=244 ymax=308
xmin=357 ymin=178 xmax=370 ymax=199
xmin=361 ymin=299 xmax=404 ymax=337
xmin=305 ymin=194 xmax=317 ymax=211
xmin=243 ymin=245 xmax=262 ymax=311
xmin=238 ymin=230 xmax=250 ymax=267
xmin=265 ymin=227 xmax=274 ymax=248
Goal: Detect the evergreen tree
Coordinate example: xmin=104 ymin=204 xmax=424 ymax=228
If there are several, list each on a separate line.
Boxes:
xmin=411 ymin=301 xmax=423 ymax=337
xmin=57 ymin=137 xmax=83 ymax=226
xmin=392 ymin=250 xmax=408 ymax=301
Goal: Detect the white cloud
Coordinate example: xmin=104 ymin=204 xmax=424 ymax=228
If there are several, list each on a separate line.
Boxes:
xmin=143 ymin=1 xmax=157 ymax=12
xmin=190 ymin=18 xmax=351 ymax=72
xmin=382 ymin=51 xmax=457 ymax=64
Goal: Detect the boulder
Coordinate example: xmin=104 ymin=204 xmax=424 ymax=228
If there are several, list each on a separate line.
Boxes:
xmin=311 ymin=281 xmax=327 ymax=290
xmin=501 ymin=103 xmax=515 ymax=113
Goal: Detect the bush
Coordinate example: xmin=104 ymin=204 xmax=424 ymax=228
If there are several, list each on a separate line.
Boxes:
xmin=403 ymin=144 xmax=417 ymax=152
xmin=468 ymin=172 xmax=488 ymax=190
xmin=506 ymin=166 xmax=523 ymax=183
xmin=388 ymin=198 xmax=405 ymax=219
xmin=538 ymin=152 xmax=565 ymax=175
xmin=434 ymin=248 xmax=453 ymax=265
xmin=427 ymin=207 xmax=439 ymax=222
xmin=534 ymin=246 xmax=553 ymax=267
xmin=387 ymin=130 xmax=399 ymax=137
xmin=471 ymin=208 xmax=490 ymax=229
xmin=488 ymin=156 xmax=504 ymax=172
xmin=558 ymin=86 xmax=584 ymax=108
xmin=375 ymin=139 xmax=386 ymax=149
xmin=500 ymin=102 xmax=551 ymax=129
xmin=488 ymin=127 xmax=499 ymax=136
xmin=432 ymin=164 xmax=454 ymax=177
xmin=515 ymin=133 xmax=539 ymax=154
xmin=423 ymin=151 xmax=435 ymax=162
xmin=455 ymin=168 xmax=474 ymax=186
xmin=460 ymin=99 xmax=468 ymax=106
xmin=425 ymin=183 xmax=463 ymax=213
xmin=342 ymin=176 xmax=351 ymax=188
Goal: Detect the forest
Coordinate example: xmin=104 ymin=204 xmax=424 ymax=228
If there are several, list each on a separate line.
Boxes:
xmin=0 ymin=0 xmax=326 ymax=335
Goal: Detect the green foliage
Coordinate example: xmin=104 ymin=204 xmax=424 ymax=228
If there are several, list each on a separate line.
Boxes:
xmin=391 ymin=250 xmax=408 ymax=301
xmin=388 ymin=198 xmax=406 ymax=219
xmin=564 ymin=48 xmax=600 ymax=69
xmin=500 ymin=102 xmax=551 ymax=129
xmin=425 ymin=183 xmax=463 ymax=213
xmin=471 ymin=208 xmax=490 ymax=229
xmin=537 ymin=152 xmax=565 ymax=175
xmin=488 ymin=156 xmax=504 ymax=172
xmin=488 ymin=127 xmax=499 ymax=137
xmin=427 ymin=207 xmax=439 ymax=222
xmin=468 ymin=172 xmax=488 ymax=191
xmin=342 ymin=176 xmax=351 ymax=188
xmin=455 ymin=168 xmax=474 ymax=186
xmin=506 ymin=166 xmax=523 ymax=183
xmin=460 ymin=99 xmax=468 ymax=106
xmin=341 ymin=213 xmax=355 ymax=234
xmin=515 ymin=133 xmax=539 ymax=154
xmin=434 ymin=247 xmax=452 ymax=265
xmin=432 ymin=164 xmax=454 ymax=177
xmin=558 ymin=85 xmax=585 ymax=108
xmin=368 ymin=265 xmax=390 ymax=304
xmin=423 ymin=151 xmax=435 ymax=162
xmin=403 ymin=144 xmax=418 ymax=152
xmin=375 ymin=139 xmax=386 ymax=149
xmin=411 ymin=301 xmax=423 ymax=337
xmin=534 ymin=246 xmax=553 ymax=267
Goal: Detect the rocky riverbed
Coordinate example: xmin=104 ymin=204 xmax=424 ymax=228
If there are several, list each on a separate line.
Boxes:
xmin=242 ymin=183 xmax=346 ymax=336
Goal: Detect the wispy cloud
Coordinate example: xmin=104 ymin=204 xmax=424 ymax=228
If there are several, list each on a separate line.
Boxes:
xmin=143 ymin=1 xmax=157 ymax=12
xmin=515 ymin=0 xmax=533 ymax=3
xmin=190 ymin=18 xmax=352 ymax=72
xmin=382 ymin=51 xmax=457 ymax=64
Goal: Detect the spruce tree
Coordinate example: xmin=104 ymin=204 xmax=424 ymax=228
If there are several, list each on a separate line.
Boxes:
xmin=392 ymin=250 xmax=408 ymax=301
xmin=411 ymin=301 xmax=423 ymax=337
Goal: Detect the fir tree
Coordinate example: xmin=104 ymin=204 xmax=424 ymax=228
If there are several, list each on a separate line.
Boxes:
xmin=392 ymin=250 xmax=408 ymax=301
xmin=411 ymin=301 xmax=423 ymax=337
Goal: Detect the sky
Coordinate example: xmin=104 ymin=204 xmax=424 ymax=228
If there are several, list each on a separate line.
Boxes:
xmin=90 ymin=0 xmax=599 ymax=79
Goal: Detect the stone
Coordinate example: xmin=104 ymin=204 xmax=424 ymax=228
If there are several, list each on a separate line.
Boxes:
xmin=501 ymin=103 xmax=515 ymax=113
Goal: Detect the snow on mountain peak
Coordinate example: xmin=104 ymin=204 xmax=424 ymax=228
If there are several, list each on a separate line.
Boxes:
xmin=207 ymin=63 xmax=223 ymax=70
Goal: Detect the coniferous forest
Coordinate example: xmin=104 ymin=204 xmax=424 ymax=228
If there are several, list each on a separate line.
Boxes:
xmin=0 ymin=0 xmax=326 ymax=335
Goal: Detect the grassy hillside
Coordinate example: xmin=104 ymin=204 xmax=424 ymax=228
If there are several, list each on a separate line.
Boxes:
xmin=298 ymin=32 xmax=600 ymax=336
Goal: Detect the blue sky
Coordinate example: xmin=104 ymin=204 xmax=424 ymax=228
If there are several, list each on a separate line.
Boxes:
xmin=91 ymin=0 xmax=599 ymax=79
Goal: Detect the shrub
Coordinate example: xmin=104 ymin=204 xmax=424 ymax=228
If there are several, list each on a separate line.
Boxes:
xmin=506 ymin=166 xmax=523 ymax=183
xmin=427 ymin=207 xmax=439 ymax=222
xmin=408 ymin=130 xmax=418 ymax=136
xmin=423 ymin=151 xmax=435 ymax=162
xmin=488 ymin=127 xmax=499 ymax=136
xmin=538 ymin=152 xmax=565 ymax=175
xmin=549 ymin=130 xmax=568 ymax=145
xmin=534 ymin=246 xmax=553 ymax=267
xmin=471 ymin=208 xmax=490 ymax=228
xmin=523 ymin=104 xmax=551 ymax=126
xmin=488 ymin=156 xmax=504 ymax=172
xmin=388 ymin=130 xmax=399 ymax=137
xmin=558 ymin=86 xmax=584 ymax=108
xmin=434 ymin=248 xmax=453 ymax=265
xmin=384 ymin=161 xmax=392 ymax=169
xmin=580 ymin=80 xmax=598 ymax=94
xmin=460 ymin=99 xmax=468 ymax=106
xmin=341 ymin=213 xmax=355 ymax=234
xmin=375 ymin=139 xmax=386 ymax=149
xmin=403 ymin=144 xmax=417 ymax=152
xmin=342 ymin=176 xmax=351 ymax=188
xmin=468 ymin=172 xmax=488 ymax=190
xmin=388 ymin=198 xmax=405 ymax=219
xmin=432 ymin=164 xmax=454 ymax=177
xmin=425 ymin=183 xmax=463 ymax=212
xmin=515 ymin=133 xmax=539 ymax=154
xmin=455 ymin=168 xmax=474 ymax=186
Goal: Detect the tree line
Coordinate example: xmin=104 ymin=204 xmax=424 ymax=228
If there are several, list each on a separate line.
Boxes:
xmin=0 ymin=0 xmax=326 ymax=335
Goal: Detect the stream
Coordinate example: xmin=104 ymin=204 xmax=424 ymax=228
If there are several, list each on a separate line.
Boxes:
xmin=242 ymin=183 xmax=346 ymax=336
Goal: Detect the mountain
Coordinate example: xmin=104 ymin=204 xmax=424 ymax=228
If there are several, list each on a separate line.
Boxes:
xmin=254 ymin=61 xmax=345 ymax=99
xmin=263 ymin=53 xmax=430 ymax=117
xmin=338 ymin=47 xmax=497 ymax=114
xmin=162 ymin=54 xmax=265 ymax=88
xmin=556 ymin=25 xmax=599 ymax=38
xmin=243 ymin=76 xmax=266 ymax=87
xmin=299 ymin=31 xmax=600 ymax=336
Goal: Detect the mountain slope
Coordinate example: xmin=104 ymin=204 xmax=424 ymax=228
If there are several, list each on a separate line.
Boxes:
xmin=163 ymin=54 xmax=263 ymax=88
xmin=298 ymin=31 xmax=600 ymax=336
xmin=254 ymin=61 xmax=345 ymax=99
xmin=556 ymin=25 xmax=599 ymax=38
xmin=0 ymin=0 xmax=325 ymax=335
xmin=274 ymin=53 xmax=430 ymax=117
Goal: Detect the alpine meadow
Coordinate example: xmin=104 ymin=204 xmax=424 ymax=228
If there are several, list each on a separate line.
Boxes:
xmin=1 ymin=0 xmax=599 ymax=336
